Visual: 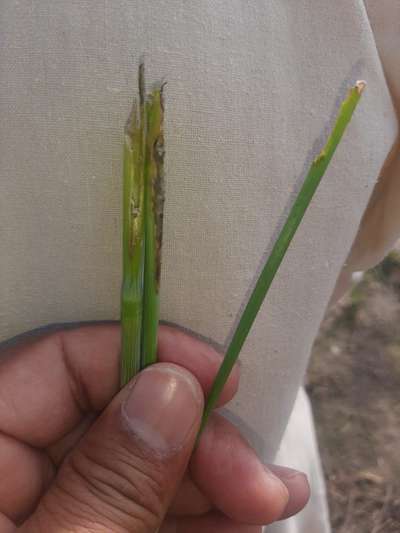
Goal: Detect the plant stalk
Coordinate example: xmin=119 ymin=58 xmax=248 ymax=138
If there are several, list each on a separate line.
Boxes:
xmin=120 ymin=65 xmax=165 ymax=384
xmin=200 ymin=81 xmax=366 ymax=431
xmin=142 ymin=87 xmax=165 ymax=368
xmin=120 ymin=95 xmax=145 ymax=386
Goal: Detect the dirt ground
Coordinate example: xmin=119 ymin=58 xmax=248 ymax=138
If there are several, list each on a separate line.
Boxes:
xmin=307 ymin=251 xmax=400 ymax=533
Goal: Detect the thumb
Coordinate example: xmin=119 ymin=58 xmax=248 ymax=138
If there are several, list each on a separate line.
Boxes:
xmin=24 ymin=363 xmax=204 ymax=533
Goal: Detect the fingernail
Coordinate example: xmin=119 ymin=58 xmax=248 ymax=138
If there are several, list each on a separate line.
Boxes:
xmin=269 ymin=465 xmax=305 ymax=481
xmin=122 ymin=364 xmax=203 ymax=454
xmin=268 ymin=465 xmax=310 ymax=520
xmin=262 ymin=466 xmax=291 ymax=496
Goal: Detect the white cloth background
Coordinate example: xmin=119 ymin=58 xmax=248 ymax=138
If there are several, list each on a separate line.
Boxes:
xmin=1 ymin=2 xmax=399 ymax=532
xmin=268 ymin=388 xmax=330 ymax=533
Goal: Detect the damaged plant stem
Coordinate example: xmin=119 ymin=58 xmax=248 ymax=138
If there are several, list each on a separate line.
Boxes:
xmin=121 ymin=65 xmax=165 ymax=387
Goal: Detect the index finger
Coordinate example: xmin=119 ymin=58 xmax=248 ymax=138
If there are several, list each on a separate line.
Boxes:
xmin=0 ymin=323 xmax=239 ymax=447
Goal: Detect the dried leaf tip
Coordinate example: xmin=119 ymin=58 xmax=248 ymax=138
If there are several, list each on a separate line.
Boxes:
xmin=139 ymin=62 xmax=145 ymax=105
xmin=355 ymin=80 xmax=366 ymax=94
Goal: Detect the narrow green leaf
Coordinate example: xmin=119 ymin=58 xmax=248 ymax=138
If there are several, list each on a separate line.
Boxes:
xmin=200 ymin=81 xmax=366 ymax=431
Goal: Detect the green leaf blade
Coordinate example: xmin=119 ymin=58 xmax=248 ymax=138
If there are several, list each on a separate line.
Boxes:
xmin=200 ymin=81 xmax=366 ymax=431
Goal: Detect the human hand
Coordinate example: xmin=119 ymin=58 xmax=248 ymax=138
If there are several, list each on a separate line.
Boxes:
xmin=0 ymin=324 xmax=309 ymax=532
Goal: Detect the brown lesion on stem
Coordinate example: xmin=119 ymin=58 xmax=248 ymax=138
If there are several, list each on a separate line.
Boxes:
xmin=127 ymin=64 xmax=165 ymax=288
xmin=124 ymin=69 xmax=146 ymax=258
xmin=314 ymin=149 xmax=327 ymax=165
xmin=139 ymin=62 xmax=145 ymax=106
xmin=153 ymin=131 xmax=165 ymax=289
xmin=355 ymin=80 xmax=366 ymax=95
xmin=151 ymin=85 xmax=165 ymax=290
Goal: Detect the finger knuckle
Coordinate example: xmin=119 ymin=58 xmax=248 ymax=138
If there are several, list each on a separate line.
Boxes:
xmin=59 ymin=439 xmax=165 ymax=532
